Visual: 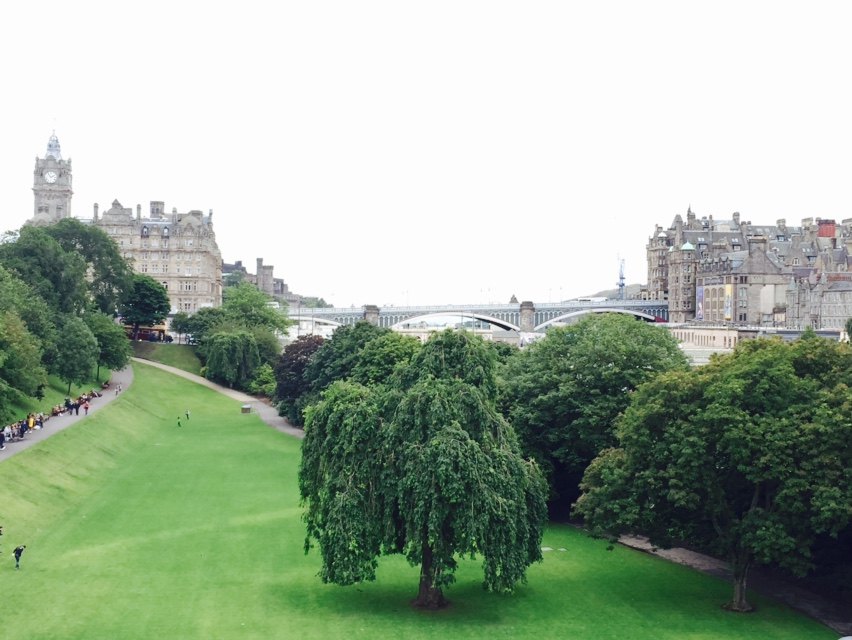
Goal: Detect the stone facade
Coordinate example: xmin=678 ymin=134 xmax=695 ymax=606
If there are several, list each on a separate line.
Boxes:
xmin=31 ymin=133 xmax=73 ymax=224
xmin=29 ymin=134 xmax=223 ymax=313
xmin=94 ymin=200 xmax=222 ymax=312
xmin=648 ymin=207 xmax=852 ymax=329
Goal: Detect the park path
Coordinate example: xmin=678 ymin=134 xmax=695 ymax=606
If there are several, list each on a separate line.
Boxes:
xmin=2 ymin=358 xmax=849 ymax=634
xmin=0 ymin=366 xmax=135 ymax=460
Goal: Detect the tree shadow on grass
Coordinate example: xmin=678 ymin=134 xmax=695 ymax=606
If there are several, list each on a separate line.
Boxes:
xmin=265 ymin=575 xmax=518 ymax=625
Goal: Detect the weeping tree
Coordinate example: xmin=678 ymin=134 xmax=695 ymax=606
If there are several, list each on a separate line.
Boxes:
xmin=299 ymin=330 xmax=548 ymax=609
xmin=204 ymin=330 xmax=260 ymax=389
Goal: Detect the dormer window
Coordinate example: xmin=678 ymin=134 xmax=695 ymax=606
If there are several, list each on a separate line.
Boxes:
xmin=163 ymin=227 xmax=169 ymax=236
xmin=142 ymin=226 xmax=149 ymax=237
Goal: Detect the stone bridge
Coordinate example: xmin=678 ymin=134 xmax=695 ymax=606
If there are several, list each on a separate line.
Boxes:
xmin=289 ymin=299 xmax=669 ymax=337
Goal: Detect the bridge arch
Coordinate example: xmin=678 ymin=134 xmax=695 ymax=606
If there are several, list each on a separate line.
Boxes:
xmin=535 ymin=308 xmax=658 ymax=331
xmin=390 ymin=311 xmax=520 ymax=332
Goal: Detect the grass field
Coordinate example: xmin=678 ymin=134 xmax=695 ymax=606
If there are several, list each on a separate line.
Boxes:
xmin=0 ymin=362 xmax=837 ymax=639
xmin=132 ymin=342 xmax=203 ymax=375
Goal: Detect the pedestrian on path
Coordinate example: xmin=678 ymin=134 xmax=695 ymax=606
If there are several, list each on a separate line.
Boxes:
xmin=84 ymin=401 xmax=90 ymax=416
xmin=14 ymin=545 xmax=25 ymax=569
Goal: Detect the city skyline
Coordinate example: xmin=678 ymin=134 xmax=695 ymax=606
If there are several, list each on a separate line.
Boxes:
xmin=3 ymin=2 xmax=852 ymax=308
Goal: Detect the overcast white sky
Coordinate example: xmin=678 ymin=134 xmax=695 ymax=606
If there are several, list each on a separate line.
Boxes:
xmin=3 ymin=1 xmax=852 ymax=308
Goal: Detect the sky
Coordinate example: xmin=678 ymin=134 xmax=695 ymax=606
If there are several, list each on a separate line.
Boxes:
xmin=3 ymin=1 xmax=852 ymax=308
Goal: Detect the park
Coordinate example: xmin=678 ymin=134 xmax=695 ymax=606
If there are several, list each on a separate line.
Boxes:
xmin=0 ymin=359 xmax=838 ymax=639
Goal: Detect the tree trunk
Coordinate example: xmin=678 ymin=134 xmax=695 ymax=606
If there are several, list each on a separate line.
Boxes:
xmin=412 ymin=542 xmax=448 ymax=610
xmin=727 ymin=560 xmax=754 ymax=612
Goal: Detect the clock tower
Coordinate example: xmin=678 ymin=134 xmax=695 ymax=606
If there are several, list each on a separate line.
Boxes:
xmin=31 ymin=131 xmax=73 ymax=225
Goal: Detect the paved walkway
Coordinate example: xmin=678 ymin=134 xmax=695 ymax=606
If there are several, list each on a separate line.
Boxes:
xmin=0 ymin=366 xmax=136 ymax=460
xmin=4 ymin=359 xmax=849 ymax=634
xmin=619 ymin=536 xmax=852 ymax=635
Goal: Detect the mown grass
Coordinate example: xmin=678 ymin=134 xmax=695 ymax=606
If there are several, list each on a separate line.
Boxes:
xmin=132 ymin=342 xmax=203 ymax=375
xmin=0 ymin=362 xmax=837 ymax=639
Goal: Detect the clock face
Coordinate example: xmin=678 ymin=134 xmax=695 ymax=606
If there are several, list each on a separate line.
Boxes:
xmin=44 ymin=171 xmax=58 ymax=184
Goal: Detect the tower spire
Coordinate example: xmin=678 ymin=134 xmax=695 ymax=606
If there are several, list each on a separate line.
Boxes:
xmin=46 ymin=131 xmax=62 ymax=160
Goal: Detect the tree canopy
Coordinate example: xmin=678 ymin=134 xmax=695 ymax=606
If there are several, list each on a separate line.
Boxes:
xmin=300 ymin=330 xmax=548 ymax=608
xmin=119 ymin=274 xmax=171 ymax=338
xmin=499 ymin=313 xmax=689 ymax=513
xmin=304 ymin=322 xmax=389 ymax=394
xmin=273 ymin=334 xmax=325 ymax=425
xmin=53 ymin=315 xmax=99 ymax=395
xmin=575 ymin=335 xmax=852 ymax=612
xmin=43 ymin=218 xmax=133 ymax=315
xmin=221 ymin=283 xmax=290 ymax=334
xmin=84 ymin=311 xmax=132 ymax=380
xmin=0 ymin=225 xmax=89 ymax=314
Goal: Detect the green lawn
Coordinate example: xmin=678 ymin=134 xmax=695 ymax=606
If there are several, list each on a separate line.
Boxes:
xmin=132 ymin=341 xmax=203 ymax=374
xmin=0 ymin=362 xmax=836 ymax=639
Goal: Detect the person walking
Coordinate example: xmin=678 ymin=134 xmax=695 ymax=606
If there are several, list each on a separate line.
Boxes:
xmin=185 ymin=409 xmax=190 ymax=421
xmin=177 ymin=416 xmax=182 ymax=428
xmin=14 ymin=545 xmax=26 ymax=569
xmin=84 ymin=401 xmax=90 ymax=416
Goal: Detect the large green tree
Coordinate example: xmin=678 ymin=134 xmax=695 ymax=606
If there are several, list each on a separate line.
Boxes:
xmin=204 ymin=330 xmax=261 ymax=389
xmin=43 ymin=218 xmax=133 ymax=315
xmin=499 ymin=313 xmax=689 ymax=512
xmin=0 ymin=311 xmax=48 ymax=421
xmin=0 ymin=264 xmax=58 ymax=371
xmin=575 ymin=336 xmax=852 ymax=612
xmin=119 ymin=274 xmax=171 ymax=339
xmin=350 ymin=331 xmax=420 ymax=387
xmin=303 ymin=321 xmax=389 ymax=394
xmin=84 ymin=311 xmax=132 ymax=380
xmin=0 ymin=225 xmax=88 ymax=314
xmin=53 ymin=315 xmax=98 ymax=394
xmin=300 ymin=330 xmax=548 ymax=609
xmin=221 ymin=282 xmax=290 ymax=333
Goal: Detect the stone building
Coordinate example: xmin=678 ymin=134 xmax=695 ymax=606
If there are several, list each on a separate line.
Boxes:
xmin=31 ymin=132 xmax=73 ymax=224
xmin=93 ymin=199 xmax=222 ymax=312
xmin=222 ymin=258 xmax=301 ymax=306
xmin=648 ymin=207 xmax=852 ymax=329
xmin=29 ymin=133 xmax=223 ymax=313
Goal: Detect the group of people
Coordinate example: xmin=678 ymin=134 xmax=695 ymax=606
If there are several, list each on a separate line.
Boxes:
xmin=1 ymin=412 xmax=47 ymax=450
xmin=1 ymin=384 xmax=109 ymax=452
xmin=51 ymin=387 xmax=105 ymax=418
